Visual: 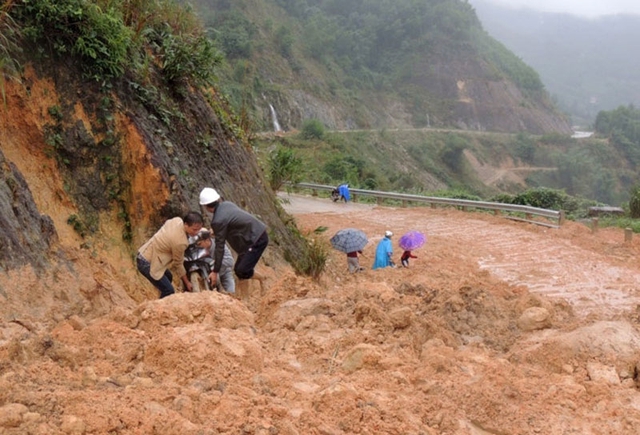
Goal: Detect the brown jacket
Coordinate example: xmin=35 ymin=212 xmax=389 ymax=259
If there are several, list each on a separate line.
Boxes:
xmin=138 ymin=217 xmax=189 ymax=280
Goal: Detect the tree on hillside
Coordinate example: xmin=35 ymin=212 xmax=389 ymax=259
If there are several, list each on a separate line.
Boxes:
xmin=595 ymin=105 xmax=640 ymax=166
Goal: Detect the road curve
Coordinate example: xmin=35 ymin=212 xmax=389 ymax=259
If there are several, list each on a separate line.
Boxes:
xmin=279 ymin=192 xmax=640 ymax=319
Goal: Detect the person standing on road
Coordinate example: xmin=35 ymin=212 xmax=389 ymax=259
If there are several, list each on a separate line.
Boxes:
xmin=346 ymin=250 xmax=364 ymax=273
xmin=137 ymin=212 xmax=204 ymax=298
xmin=372 ymin=230 xmax=394 ymax=269
xmin=199 ymin=187 xmax=268 ymax=298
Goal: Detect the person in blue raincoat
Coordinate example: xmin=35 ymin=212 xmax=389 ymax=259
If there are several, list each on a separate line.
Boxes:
xmin=372 ymin=230 xmax=394 ymax=269
xmin=338 ymin=184 xmax=350 ymax=202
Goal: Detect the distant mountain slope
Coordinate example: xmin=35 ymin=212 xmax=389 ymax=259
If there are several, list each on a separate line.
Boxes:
xmin=190 ymin=0 xmax=571 ymax=134
xmin=471 ymin=0 xmax=640 ymax=125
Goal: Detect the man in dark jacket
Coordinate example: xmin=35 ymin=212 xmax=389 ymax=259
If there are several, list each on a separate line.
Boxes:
xmin=199 ymin=187 xmax=268 ymax=298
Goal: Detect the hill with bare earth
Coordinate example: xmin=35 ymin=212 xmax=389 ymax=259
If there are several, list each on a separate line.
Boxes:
xmin=2 ymin=191 xmax=640 ymax=434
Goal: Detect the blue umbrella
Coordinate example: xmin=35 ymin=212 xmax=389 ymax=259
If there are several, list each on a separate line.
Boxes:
xmin=398 ymin=231 xmax=426 ymax=251
xmin=330 ymin=228 xmax=368 ymax=253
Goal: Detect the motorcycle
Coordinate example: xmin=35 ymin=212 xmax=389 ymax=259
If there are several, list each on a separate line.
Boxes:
xmin=183 ymin=231 xmax=217 ymax=292
xmin=331 ymin=188 xmax=341 ymax=202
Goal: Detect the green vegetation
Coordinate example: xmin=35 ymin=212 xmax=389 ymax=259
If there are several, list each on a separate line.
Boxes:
xmin=189 ymin=0 xmax=552 ymax=132
xmin=475 ymin=31 xmax=544 ymax=94
xmin=628 ymin=185 xmax=640 ymax=219
xmin=252 ymin=126 xmax=640 ymax=225
xmin=598 ymin=216 xmax=640 ymax=233
xmin=267 ymin=146 xmax=304 ymax=191
xmin=595 ymin=105 xmax=640 ymax=166
xmin=491 ymin=187 xmax=597 ymax=220
xmin=0 ymin=5 xmax=21 ymax=107
xmin=300 ymin=119 xmax=325 ymax=140
xmin=255 ymin=130 xmax=516 ymax=197
xmin=10 ymin=0 xmax=222 ymax=84
xmin=288 ymin=226 xmax=329 ymax=280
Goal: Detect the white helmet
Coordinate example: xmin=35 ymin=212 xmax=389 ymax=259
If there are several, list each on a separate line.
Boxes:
xmin=199 ymin=187 xmax=220 ymax=205
xmin=385 ymin=230 xmax=393 ymax=237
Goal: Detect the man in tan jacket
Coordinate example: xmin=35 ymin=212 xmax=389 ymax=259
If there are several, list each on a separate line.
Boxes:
xmin=136 ymin=212 xmax=204 ymax=298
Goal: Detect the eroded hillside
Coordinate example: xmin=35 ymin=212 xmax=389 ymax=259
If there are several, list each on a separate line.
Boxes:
xmin=0 ymin=61 xmax=308 ymax=323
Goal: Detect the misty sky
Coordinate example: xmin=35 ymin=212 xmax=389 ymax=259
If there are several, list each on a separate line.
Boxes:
xmin=477 ymin=0 xmax=640 ymax=18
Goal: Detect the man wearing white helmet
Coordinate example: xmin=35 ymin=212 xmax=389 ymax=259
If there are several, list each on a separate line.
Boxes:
xmin=199 ymin=187 xmax=268 ymax=298
xmin=372 ymin=230 xmax=394 ymax=269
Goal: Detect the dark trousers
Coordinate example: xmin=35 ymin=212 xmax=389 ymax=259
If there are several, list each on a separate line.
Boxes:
xmin=136 ymin=254 xmax=175 ymax=298
xmin=234 ymin=231 xmax=269 ymax=280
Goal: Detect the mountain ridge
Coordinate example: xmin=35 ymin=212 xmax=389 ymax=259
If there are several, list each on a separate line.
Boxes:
xmin=192 ymin=0 xmax=572 ymax=135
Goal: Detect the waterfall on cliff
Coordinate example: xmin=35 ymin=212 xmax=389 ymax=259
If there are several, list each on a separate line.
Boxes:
xmin=269 ymin=104 xmax=282 ymax=132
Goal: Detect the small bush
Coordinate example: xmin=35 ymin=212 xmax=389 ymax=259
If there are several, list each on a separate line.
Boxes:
xmin=628 ymin=185 xmax=640 ymax=218
xmin=267 ymin=146 xmax=304 ymax=191
xmin=14 ymin=0 xmax=132 ymax=80
xmin=511 ymin=187 xmax=568 ymax=209
xmin=430 ymin=189 xmax=482 ymax=201
xmin=490 ymin=193 xmax=515 ymax=204
xmin=151 ymin=24 xmax=222 ymax=85
xmin=290 ymin=226 xmax=329 ymax=280
xmin=510 ymin=187 xmax=598 ymax=219
xmin=300 ymin=119 xmax=325 ymax=140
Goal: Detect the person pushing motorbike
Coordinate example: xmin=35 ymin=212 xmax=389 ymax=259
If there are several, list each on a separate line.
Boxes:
xmin=199 ymin=187 xmax=268 ymax=299
xmin=136 ymin=211 xmax=204 ymax=298
xmin=187 ymin=229 xmax=236 ymax=294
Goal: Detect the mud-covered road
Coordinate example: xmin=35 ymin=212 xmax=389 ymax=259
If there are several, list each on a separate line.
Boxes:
xmin=280 ymin=192 xmax=640 ymax=318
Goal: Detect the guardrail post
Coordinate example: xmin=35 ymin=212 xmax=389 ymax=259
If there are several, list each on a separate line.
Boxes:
xmin=625 ymin=228 xmax=633 ymax=242
xmin=377 ymin=197 xmax=383 ymax=206
xmin=430 ymin=203 xmax=436 ymax=209
xmin=591 ymin=217 xmax=598 ymax=233
xmin=494 ymin=209 xmax=501 ymax=216
xmin=311 ymin=189 xmax=318 ymax=197
xmin=402 ymin=200 xmax=407 ymax=208
xmin=352 ymin=193 xmax=357 ymax=203
xmin=558 ymin=210 xmax=565 ymax=226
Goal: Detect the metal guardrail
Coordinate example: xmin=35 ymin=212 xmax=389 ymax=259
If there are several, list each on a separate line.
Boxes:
xmin=292 ymin=182 xmax=565 ymax=228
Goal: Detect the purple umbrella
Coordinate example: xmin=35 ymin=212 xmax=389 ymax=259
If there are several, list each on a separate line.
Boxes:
xmin=398 ymin=231 xmax=426 ymax=251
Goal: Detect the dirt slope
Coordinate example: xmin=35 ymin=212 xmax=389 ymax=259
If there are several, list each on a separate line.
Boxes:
xmin=1 ymin=194 xmax=640 ymax=434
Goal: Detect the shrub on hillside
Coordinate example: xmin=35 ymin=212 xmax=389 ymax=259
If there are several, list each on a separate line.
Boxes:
xmin=628 ymin=185 xmax=640 ymax=218
xmin=509 ymin=187 xmax=597 ymax=219
xmin=287 ymin=226 xmax=329 ymax=280
xmin=267 ymin=146 xmax=304 ymax=192
xmin=300 ymin=119 xmax=325 ymax=140
xmin=430 ymin=189 xmax=482 ymax=201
